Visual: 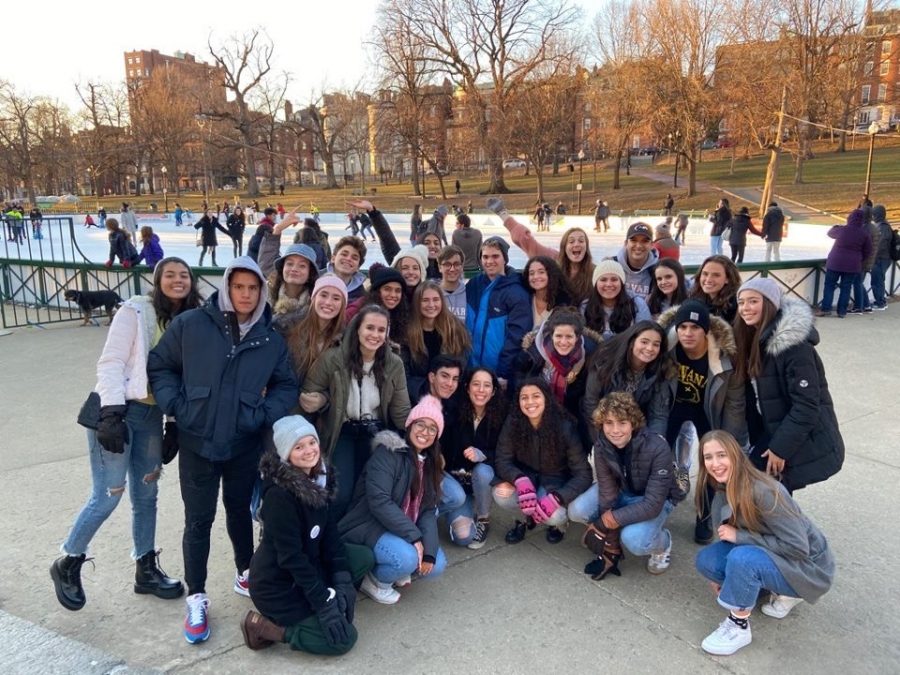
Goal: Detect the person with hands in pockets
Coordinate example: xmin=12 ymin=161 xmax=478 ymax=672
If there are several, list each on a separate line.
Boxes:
xmin=241 ymin=415 xmax=373 ymax=656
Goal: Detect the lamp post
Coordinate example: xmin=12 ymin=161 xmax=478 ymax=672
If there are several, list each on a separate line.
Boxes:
xmin=160 ymin=165 xmax=168 ymax=213
xmin=577 ymin=148 xmax=585 ymax=214
xmin=864 ymin=121 xmax=879 ymax=198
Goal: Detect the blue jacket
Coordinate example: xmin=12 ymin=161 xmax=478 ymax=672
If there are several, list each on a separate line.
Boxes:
xmin=465 ymin=268 xmax=532 ymax=379
xmin=147 ymin=291 xmax=298 ymax=461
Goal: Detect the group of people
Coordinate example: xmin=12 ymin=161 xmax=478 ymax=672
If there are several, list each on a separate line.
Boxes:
xmin=3 ymin=202 xmax=44 ymax=242
xmin=707 ymin=198 xmax=786 ymax=264
xmin=50 ymin=196 xmax=850 ymax=660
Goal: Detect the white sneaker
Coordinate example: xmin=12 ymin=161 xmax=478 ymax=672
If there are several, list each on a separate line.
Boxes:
xmin=233 ymin=569 xmax=250 ymax=597
xmin=393 ymin=575 xmax=412 ymax=588
xmin=701 ymin=617 xmax=752 ymax=656
xmin=360 ymin=572 xmax=400 ymax=605
xmin=761 ymin=594 xmax=803 ymax=619
xmin=647 ymin=530 xmax=672 ymax=575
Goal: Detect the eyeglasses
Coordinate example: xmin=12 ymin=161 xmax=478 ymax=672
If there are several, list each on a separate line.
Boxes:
xmin=440 ymin=261 xmax=463 ymax=269
xmin=412 ymin=420 xmax=439 ymax=435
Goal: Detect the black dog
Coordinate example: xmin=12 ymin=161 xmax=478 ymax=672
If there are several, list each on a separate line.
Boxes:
xmin=64 ymin=289 xmax=123 ymax=326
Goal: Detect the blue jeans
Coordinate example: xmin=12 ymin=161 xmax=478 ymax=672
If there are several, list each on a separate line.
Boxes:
xmin=710 ymin=235 xmax=723 ymax=256
xmin=372 ymin=532 xmax=447 ymax=584
xmin=853 ymin=272 xmax=871 ymax=310
xmin=63 ymin=402 xmax=163 ymax=559
xmin=439 ymin=473 xmax=474 ymax=546
xmin=820 ymin=269 xmax=859 ymax=316
xmin=568 ymin=489 xmax=674 ymax=555
xmin=870 ymin=258 xmax=889 ymax=307
xmin=695 ymin=541 xmax=798 ymax=611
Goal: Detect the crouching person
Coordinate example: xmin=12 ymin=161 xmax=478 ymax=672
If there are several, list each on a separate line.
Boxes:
xmin=242 ymin=416 xmax=373 ymax=656
xmin=492 ymin=379 xmax=592 ymax=545
xmin=694 ymin=431 xmax=834 ymax=656
xmin=571 ymin=392 xmax=683 ymax=580
xmin=338 ymin=396 xmax=447 ymax=604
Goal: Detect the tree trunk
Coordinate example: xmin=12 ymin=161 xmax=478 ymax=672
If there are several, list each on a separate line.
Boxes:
xmin=793 ymin=134 xmax=806 ymax=185
xmin=243 ymin=145 xmax=261 ymax=196
xmin=612 ymin=149 xmax=623 ymax=190
xmin=485 ymin=159 xmax=509 ymax=194
xmin=536 ymin=166 xmax=545 ymax=202
xmin=410 ymin=153 xmax=421 ymax=196
xmin=686 ymin=149 xmax=697 ymax=197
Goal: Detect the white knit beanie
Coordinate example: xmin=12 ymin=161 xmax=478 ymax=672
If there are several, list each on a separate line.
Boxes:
xmin=272 ymin=415 xmax=319 ymax=463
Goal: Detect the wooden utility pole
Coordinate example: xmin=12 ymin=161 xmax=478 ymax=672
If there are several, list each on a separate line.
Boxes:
xmin=760 ymin=86 xmax=787 ymax=217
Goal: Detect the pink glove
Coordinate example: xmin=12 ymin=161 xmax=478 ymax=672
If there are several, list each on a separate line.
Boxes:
xmin=533 ymin=493 xmax=560 ymax=524
xmin=104 ymin=260 xmax=113 ymax=268
xmin=123 ymin=259 xmax=132 ymax=269
xmin=514 ymin=476 xmax=537 ymax=516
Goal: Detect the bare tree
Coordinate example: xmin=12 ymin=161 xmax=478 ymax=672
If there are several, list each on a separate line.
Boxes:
xmin=32 ymin=99 xmax=76 ymax=196
xmin=0 ymin=82 xmax=42 ymax=202
xmin=207 ymin=29 xmax=274 ymax=197
xmin=251 ymin=73 xmax=290 ymax=194
xmin=75 ymin=81 xmax=132 ymax=196
xmin=299 ymin=89 xmax=363 ymax=190
xmin=391 ymin=0 xmax=580 ymax=194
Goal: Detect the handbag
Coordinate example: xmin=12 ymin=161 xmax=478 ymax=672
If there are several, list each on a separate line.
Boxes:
xmin=195 ymin=229 xmax=204 ymax=246
xmin=77 ymin=391 xmax=102 ymax=430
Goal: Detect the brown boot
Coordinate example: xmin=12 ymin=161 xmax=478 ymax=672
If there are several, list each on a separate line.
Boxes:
xmin=241 ymin=610 xmax=285 ymax=650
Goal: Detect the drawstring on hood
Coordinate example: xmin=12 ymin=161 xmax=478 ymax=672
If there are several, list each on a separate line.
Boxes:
xmin=218 ymin=256 xmax=268 ymax=338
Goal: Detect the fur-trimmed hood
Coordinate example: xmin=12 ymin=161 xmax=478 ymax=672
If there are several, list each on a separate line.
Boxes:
xmin=657 ymin=303 xmax=737 ymax=374
xmin=761 ymin=297 xmax=819 ymax=357
xmin=259 ymin=450 xmax=331 ymax=509
xmin=521 ymin=323 xmax=604 ymax=351
xmin=371 ymin=429 xmax=408 ymax=452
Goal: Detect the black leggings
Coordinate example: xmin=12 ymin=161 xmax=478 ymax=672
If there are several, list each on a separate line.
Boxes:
xmin=730 ymin=244 xmax=745 ymax=264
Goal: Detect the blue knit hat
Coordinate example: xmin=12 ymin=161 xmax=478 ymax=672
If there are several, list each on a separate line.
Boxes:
xmin=275 ymin=244 xmax=318 ymax=274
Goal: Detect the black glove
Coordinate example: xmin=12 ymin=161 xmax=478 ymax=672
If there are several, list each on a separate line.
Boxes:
xmin=96 ymin=406 xmax=129 ymax=454
xmin=333 ymin=571 xmax=357 ymax=623
xmin=316 ymin=596 xmax=351 ymax=647
xmin=162 ymin=422 xmax=179 ymax=464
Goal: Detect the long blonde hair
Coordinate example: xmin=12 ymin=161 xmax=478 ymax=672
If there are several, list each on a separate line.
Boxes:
xmin=696 ymin=430 xmax=795 ymax=534
xmin=406 ymin=280 xmax=471 ymax=368
xmin=286 ymin=291 xmax=347 ymax=380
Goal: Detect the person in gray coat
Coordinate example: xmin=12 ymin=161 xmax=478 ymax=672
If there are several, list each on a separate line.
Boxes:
xmin=870 ymin=204 xmax=893 ymax=309
xmin=694 ymin=430 xmax=834 ymax=657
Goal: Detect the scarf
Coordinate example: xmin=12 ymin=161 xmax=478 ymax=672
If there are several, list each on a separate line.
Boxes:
xmin=273 ymin=284 xmax=309 ymax=317
xmin=541 ymin=333 xmax=585 ymax=404
xmin=401 ymin=454 xmax=426 ymax=524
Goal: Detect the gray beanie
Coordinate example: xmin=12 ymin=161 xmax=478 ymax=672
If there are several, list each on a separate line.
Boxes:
xmin=738 ymin=277 xmax=782 ymax=311
xmin=272 ymin=415 xmax=319 ymax=463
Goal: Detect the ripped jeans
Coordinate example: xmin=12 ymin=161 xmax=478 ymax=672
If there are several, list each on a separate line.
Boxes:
xmin=63 ymin=402 xmax=163 ymax=559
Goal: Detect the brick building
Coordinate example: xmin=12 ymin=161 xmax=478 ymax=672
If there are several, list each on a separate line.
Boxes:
xmin=857 ymin=10 xmax=900 ymax=130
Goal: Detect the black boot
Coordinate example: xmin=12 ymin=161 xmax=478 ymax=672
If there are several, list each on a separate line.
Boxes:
xmin=50 ymin=554 xmax=87 ymax=611
xmin=134 ymin=550 xmax=184 ymax=599
xmin=546 ymin=526 xmax=565 ymax=544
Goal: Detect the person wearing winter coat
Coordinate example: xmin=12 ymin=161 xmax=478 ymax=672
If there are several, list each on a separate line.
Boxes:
xmin=451 ymin=213 xmax=483 ymax=273
xmin=226 ymin=205 xmax=246 ymax=257
xmin=105 ymin=217 xmax=139 ymax=267
xmin=247 ymin=206 xmax=278 ymax=267
xmin=147 ymin=256 xmax=298 ymax=644
xmin=515 ymin=307 xmax=602 ymax=449
xmin=465 ymin=237 xmax=533 ymax=382
xmin=267 ymin=244 xmax=319 ymax=338
xmin=324 ymin=236 xmax=368 ymax=303
xmin=709 ymin=198 xmax=731 ymax=256
xmin=194 ymin=209 xmax=230 ymax=267
xmin=658 ymin=300 xmax=747 ymax=545
xmin=119 ymin=202 xmax=139 ymax=246
xmin=761 ymin=202 xmax=785 ymax=262
xmin=242 ymin=416 xmax=374 ymax=655
xmin=726 ymin=207 xmax=761 ymax=264
xmin=410 ymin=204 xmax=423 ymax=245
xmin=493 ymin=379 xmax=592 ymax=545
xmin=338 ymin=396 xmax=448 ymax=605
xmin=438 ymin=245 xmax=467 ymax=321
xmin=694 ymin=430 xmax=834 ymax=656
xmin=816 ymin=208 xmax=873 ymax=318
xmin=688 ymin=255 xmax=742 ymax=324
xmin=522 ymin=255 xmax=573 ymax=326
xmin=870 ymin=204 xmax=893 ymax=310
xmin=582 ymin=259 xmax=652 ymax=339
xmin=571 ymin=392 xmax=684 ymax=580
xmin=29 ymin=206 xmax=43 ymax=238
xmin=137 ymin=226 xmax=164 ymax=268
xmin=853 ymin=213 xmax=882 ymax=313
xmin=50 ymin=258 xmax=202 ymax=614
xmin=582 ymin=320 xmax=674 ymax=442
xmin=293 ymin=217 xmax=332 ymax=266
xmin=612 ymin=222 xmax=660 ymax=300
xmin=300 ymin=305 xmax=411 ymax=517
xmin=653 ymin=221 xmax=680 ymax=261
xmin=733 ymin=278 xmax=844 ymax=492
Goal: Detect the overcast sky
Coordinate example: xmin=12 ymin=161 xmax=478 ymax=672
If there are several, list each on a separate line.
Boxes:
xmin=4 ymin=0 xmax=603 ymax=112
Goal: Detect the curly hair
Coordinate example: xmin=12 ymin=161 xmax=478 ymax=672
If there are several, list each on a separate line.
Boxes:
xmin=333 ymin=235 xmax=367 ymax=265
xmin=591 ymin=391 xmax=646 ymax=431
xmin=523 ymin=256 xmax=573 ymax=310
xmin=457 ymin=367 xmax=507 ymax=435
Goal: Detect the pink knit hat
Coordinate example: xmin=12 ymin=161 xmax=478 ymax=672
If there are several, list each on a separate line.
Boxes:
xmin=312 ymin=273 xmax=349 ymax=305
xmin=404 ymin=394 xmax=445 ymax=438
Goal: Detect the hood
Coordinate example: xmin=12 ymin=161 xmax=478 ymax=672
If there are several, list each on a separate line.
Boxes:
xmin=372 ymin=429 xmax=408 ymax=452
xmin=733 ymin=213 xmax=751 ymax=225
xmin=325 ymin=263 xmax=365 ymax=293
xmin=217 ymin=256 xmax=268 ymax=332
xmin=615 ymin=245 xmax=659 ymax=273
xmin=259 ymin=451 xmax=331 ymax=509
xmin=658 ymin=303 xmax=737 ymax=368
xmin=761 ymin=297 xmax=819 ymax=356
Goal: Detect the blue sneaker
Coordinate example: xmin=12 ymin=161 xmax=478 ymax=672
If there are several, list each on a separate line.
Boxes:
xmin=184 ymin=593 xmax=210 ymax=643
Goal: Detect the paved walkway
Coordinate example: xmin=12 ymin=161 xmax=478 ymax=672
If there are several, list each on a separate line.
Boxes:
xmin=0 ymin=310 xmax=897 ymax=673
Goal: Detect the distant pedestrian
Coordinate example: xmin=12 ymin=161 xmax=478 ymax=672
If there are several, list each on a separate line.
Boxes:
xmin=84 ymin=214 xmax=98 ymax=229
xmin=358 ymin=211 xmax=376 ymax=242
xmin=410 ymin=204 xmax=422 ymax=246
xmin=869 ymin=204 xmax=892 ymax=310
xmin=119 ymin=202 xmax=139 ymax=246
xmin=29 ymin=206 xmax=43 ymax=239
xmin=594 ymin=199 xmax=610 ymax=232
xmin=226 ymin=205 xmax=246 ymax=257
xmin=709 ymin=198 xmax=731 ymax=256
xmin=98 ymin=207 xmax=107 ymax=229
xmin=278 ymin=183 xmax=285 ymax=196
xmin=761 ymin=202 xmax=784 ymax=262
xmin=455 ymin=179 xmax=461 ymax=196
xmin=674 ymin=213 xmax=689 ymax=244
xmin=663 ymin=193 xmax=675 ymax=216
xmin=653 ymin=221 xmax=680 ymax=261
xmin=174 ymin=203 xmax=184 ymax=227
xmin=137 ymin=226 xmax=165 ymax=268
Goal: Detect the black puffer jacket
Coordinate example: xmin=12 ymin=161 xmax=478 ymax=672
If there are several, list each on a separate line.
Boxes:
xmin=745 ymin=298 xmax=844 ymax=491
xmin=249 ymin=452 xmax=348 ymax=626
xmin=582 ymin=362 xmax=673 ymax=441
xmin=711 ymin=205 xmax=732 ymax=237
xmin=494 ymin=416 xmax=592 ymax=504
xmin=338 ymin=430 xmax=440 ymax=562
xmin=594 ymin=427 xmax=681 ymax=527
xmin=727 ymin=212 xmax=760 ymax=247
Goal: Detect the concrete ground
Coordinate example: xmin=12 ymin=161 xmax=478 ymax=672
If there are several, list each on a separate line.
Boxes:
xmin=0 ymin=306 xmax=897 ymax=674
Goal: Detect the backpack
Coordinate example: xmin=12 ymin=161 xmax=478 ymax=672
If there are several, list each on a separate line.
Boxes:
xmin=890 ymin=228 xmax=900 ymax=262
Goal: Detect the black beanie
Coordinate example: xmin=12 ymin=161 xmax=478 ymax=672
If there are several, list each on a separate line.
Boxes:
xmin=369 ymin=265 xmax=405 ymax=291
xmin=482 ymin=236 xmax=510 ymax=263
xmin=674 ymin=300 xmax=710 ymax=333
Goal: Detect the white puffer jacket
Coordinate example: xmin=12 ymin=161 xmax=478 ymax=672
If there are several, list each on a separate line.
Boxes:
xmin=95 ymin=295 xmax=158 ymax=406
